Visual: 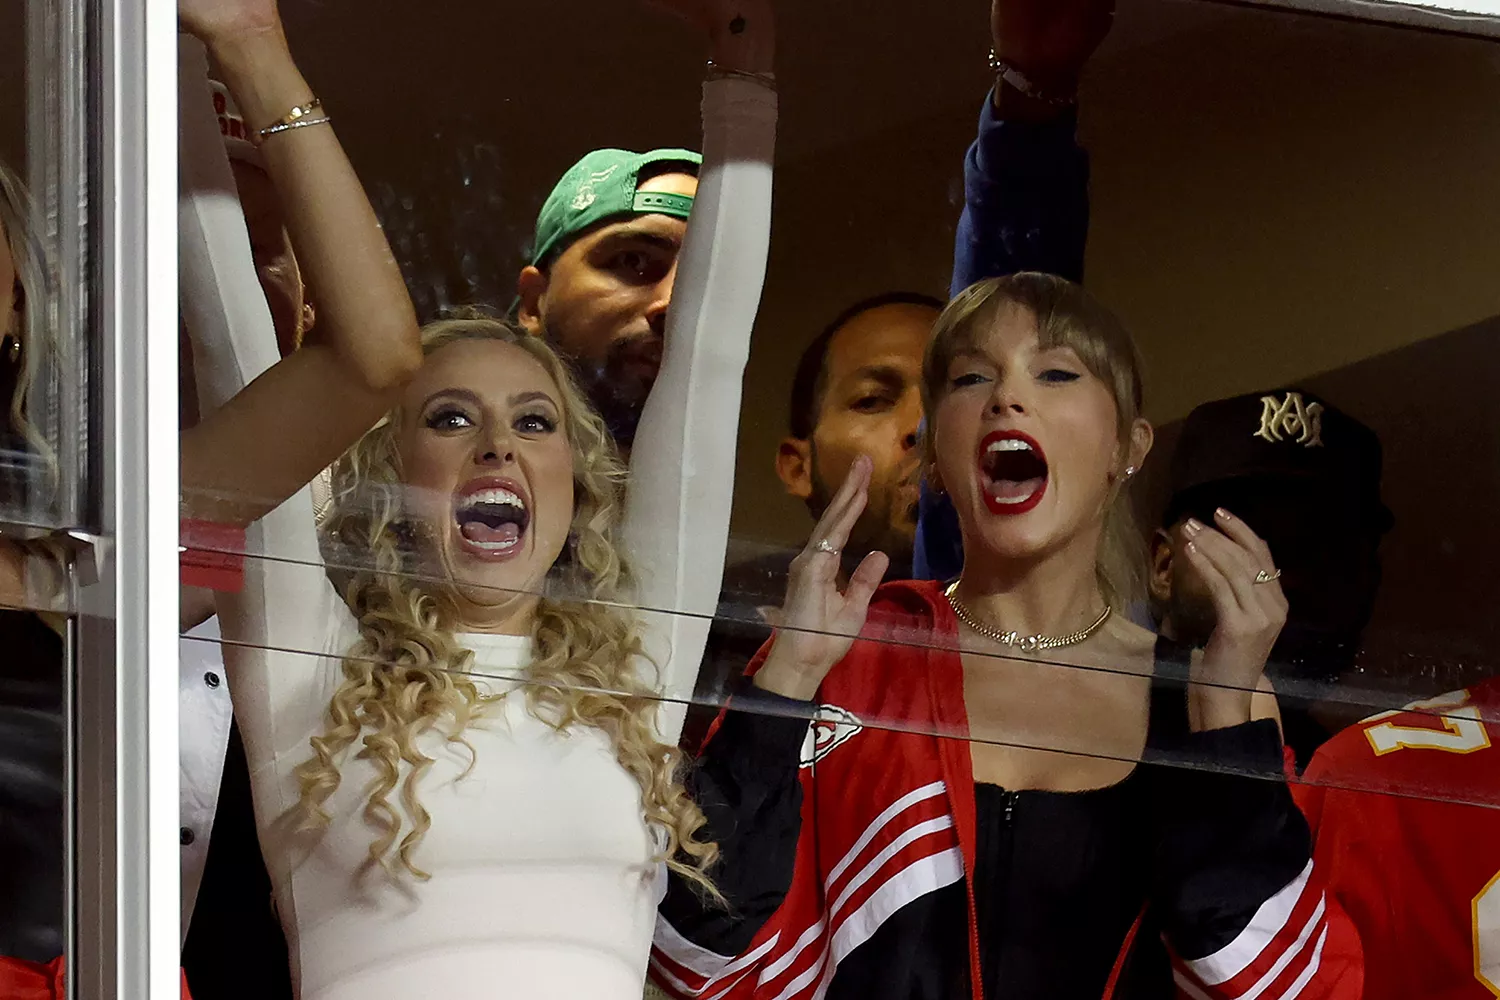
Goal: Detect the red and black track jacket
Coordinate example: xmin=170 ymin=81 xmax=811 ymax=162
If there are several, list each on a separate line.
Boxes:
xmin=652 ymin=580 xmax=1364 ymax=1000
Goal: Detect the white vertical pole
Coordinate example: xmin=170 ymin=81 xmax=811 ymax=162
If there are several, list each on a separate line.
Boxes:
xmin=84 ymin=0 xmax=181 ymax=995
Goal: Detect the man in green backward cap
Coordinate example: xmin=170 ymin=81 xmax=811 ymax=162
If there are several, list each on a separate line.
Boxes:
xmin=515 ymin=147 xmax=703 ymax=447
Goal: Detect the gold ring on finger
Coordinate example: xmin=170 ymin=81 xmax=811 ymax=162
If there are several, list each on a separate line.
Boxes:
xmin=1254 ymin=568 xmax=1282 ymax=585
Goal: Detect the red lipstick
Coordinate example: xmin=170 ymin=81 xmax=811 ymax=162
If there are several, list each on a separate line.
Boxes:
xmin=978 ymin=430 xmax=1048 ymax=516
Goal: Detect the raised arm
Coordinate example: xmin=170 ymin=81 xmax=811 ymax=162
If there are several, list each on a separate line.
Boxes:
xmin=620 ymin=0 xmax=777 ymax=741
xmin=178 ymin=0 xmax=422 ymax=527
xmin=952 ymin=0 xmax=1108 ymax=292
xmin=916 ymin=0 xmax=1111 ymax=582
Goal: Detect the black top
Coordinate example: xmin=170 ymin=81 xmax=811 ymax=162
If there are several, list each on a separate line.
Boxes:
xmin=181 ymin=719 xmax=293 ymax=1000
xmin=0 ymin=609 xmax=65 ymax=963
xmin=821 ymin=642 xmax=1190 ymax=1000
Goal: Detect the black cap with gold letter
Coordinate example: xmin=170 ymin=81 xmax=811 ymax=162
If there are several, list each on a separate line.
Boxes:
xmin=1163 ymin=388 xmax=1393 ymax=534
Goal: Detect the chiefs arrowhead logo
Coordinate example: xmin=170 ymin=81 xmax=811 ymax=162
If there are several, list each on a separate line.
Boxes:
xmin=800 ymin=705 xmax=864 ymax=768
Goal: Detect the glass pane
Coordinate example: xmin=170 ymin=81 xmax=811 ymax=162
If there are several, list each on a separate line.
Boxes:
xmin=172 ymin=0 xmax=1500 ymax=997
xmin=0 ymin=0 xmax=91 ymax=981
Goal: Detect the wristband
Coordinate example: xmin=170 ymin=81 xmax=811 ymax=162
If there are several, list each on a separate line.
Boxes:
xmin=706 ymin=60 xmax=777 ymax=91
xmin=988 ymin=50 xmax=1077 ymax=108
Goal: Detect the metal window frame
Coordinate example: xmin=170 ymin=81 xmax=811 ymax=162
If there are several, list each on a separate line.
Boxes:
xmin=68 ymin=0 xmax=180 ymax=995
xmin=1216 ymin=0 xmax=1500 ymax=38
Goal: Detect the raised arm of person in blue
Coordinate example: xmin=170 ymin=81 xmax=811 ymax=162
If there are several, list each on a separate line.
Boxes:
xmin=913 ymin=0 xmax=1112 ymax=581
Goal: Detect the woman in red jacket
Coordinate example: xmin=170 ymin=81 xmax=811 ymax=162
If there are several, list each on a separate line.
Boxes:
xmin=652 ymin=273 xmax=1363 ymax=999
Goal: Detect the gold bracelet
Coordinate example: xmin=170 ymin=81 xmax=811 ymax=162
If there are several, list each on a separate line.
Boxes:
xmin=253 ymin=97 xmax=326 ymax=145
xmin=256 ymin=115 xmax=332 ymax=143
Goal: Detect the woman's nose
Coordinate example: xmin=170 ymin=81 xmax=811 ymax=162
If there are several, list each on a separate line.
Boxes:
xmin=476 ymin=431 xmax=515 ymax=466
xmin=988 ymin=377 xmax=1029 ymax=417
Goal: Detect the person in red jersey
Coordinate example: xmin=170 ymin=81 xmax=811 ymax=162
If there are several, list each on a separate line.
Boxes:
xmin=1295 ymin=675 xmax=1500 ymax=999
xmin=653 ymin=274 xmax=1365 ymax=1000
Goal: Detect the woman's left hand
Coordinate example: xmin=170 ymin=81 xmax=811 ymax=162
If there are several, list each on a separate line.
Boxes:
xmin=1182 ymin=508 xmax=1288 ymax=730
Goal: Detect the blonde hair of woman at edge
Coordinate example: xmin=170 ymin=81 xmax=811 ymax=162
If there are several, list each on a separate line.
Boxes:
xmin=306 ymin=315 xmax=718 ymax=894
xmin=921 ymin=272 xmax=1149 ymax=611
xmin=0 ymin=157 xmax=68 ymax=606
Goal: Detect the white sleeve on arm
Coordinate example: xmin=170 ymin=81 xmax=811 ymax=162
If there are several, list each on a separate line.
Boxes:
xmin=179 ymin=35 xmax=280 ymax=414
xmin=179 ymin=42 xmax=356 ymax=836
xmin=622 ymin=77 xmax=777 ymax=744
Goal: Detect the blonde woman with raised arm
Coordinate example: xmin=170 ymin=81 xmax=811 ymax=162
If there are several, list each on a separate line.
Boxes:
xmin=182 ymin=0 xmax=777 ymax=996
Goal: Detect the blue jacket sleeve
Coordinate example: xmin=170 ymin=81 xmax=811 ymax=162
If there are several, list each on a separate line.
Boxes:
xmin=915 ymin=93 xmax=1092 ymax=582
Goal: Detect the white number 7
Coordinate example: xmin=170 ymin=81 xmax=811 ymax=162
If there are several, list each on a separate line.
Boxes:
xmin=1364 ymin=690 xmax=1492 ymax=756
xmin=1362 ymin=689 xmax=1497 ymax=992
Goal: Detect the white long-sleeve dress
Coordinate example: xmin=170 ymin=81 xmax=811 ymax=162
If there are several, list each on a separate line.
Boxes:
xmin=189 ymin=79 xmax=775 ymax=1000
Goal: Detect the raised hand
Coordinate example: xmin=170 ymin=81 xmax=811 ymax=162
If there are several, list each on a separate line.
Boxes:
xmin=179 ymin=0 xmax=282 ymax=48
xmin=753 ymin=456 xmax=890 ymax=702
xmin=645 ymin=0 xmax=776 ymax=75
xmin=991 ymin=0 xmax=1115 ymax=93
xmin=1182 ymin=507 xmax=1289 ymax=730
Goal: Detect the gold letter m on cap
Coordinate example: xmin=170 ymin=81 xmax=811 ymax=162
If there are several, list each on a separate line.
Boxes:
xmin=1254 ymin=392 xmax=1325 ymax=447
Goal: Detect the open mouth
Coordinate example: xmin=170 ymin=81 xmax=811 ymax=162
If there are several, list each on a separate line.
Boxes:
xmin=978 ymin=431 xmax=1048 ymax=515
xmin=453 ymin=477 xmax=530 ymax=560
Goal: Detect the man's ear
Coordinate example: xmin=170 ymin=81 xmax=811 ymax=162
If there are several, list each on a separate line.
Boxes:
xmin=776 ymin=437 xmax=814 ymax=500
xmin=516 ymin=266 xmax=548 ymax=337
xmin=1149 ymin=526 xmax=1176 ymax=605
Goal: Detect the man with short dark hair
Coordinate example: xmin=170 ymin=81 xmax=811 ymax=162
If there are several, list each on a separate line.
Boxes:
xmin=1150 ymin=387 xmax=1392 ymax=767
xmin=774 ymin=293 xmax=943 ymax=581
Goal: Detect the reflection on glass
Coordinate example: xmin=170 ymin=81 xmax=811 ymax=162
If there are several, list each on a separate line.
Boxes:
xmin=162 ymin=0 xmax=1500 ymax=997
xmin=0 ymin=0 xmax=70 ymax=989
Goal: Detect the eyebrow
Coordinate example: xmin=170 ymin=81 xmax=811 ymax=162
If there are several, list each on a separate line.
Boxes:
xmin=421 ymin=387 xmax=483 ymax=411
xmin=419 ymin=388 xmax=560 ymax=411
xmin=838 ymin=365 xmax=909 ymax=392
xmin=510 ymin=390 xmax=559 ymax=409
xmin=592 ymin=225 xmax=682 ymax=254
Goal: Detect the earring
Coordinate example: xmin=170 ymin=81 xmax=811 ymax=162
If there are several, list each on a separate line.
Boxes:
xmin=2 ymin=300 xmax=18 ymax=364
xmin=1124 ymin=466 xmax=1137 ymax=479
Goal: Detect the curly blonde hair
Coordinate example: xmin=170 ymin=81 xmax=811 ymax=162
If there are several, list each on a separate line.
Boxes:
xmin=0 ymin=158 xmax=59 ymax=502
xmin=296 ymin=316 xmax=718 ymax=893
xmin=1 ymin=157 xmax=69 ymax=601
xmin=921 ymin=273 xmax=1148 ymax=609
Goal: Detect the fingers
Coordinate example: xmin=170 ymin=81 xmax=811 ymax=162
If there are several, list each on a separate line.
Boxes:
xmin=788 ymin=456 xmax=871 ymax=594
xmin=807 ymin=455 xmax=871 ymax=556
xmin=1212 ymin=508 xmax=1276 ymax=571
xmin=1182 ymin=532 xmax=1246 ymax=617
xmin=1183 ymin=516 xmax=1287 ymax=626
xmin=1204 ymin=510 xmax=1287 ymax=615
xmin=1183 ymin=518 xmax=1263 ymax=616
xmin=841 ymin=550 xmax=890 ymax=620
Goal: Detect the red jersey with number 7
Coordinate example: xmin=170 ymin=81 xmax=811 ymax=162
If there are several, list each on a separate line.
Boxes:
xmin=1294 ymin=677 xmax=1500 ymax=1000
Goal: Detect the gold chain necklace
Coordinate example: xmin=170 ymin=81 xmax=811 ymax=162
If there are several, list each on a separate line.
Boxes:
xmin=943 ymin=581 xmax=1112 ymax=654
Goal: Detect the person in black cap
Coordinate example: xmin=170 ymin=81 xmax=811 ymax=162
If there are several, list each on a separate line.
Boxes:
xmin=1150 ymin=387 xmax=1393 ymax=767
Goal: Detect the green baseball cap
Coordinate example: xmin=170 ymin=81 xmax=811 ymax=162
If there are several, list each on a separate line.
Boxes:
xmin=528 ymin=147 xmax=703 ymax=268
